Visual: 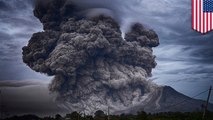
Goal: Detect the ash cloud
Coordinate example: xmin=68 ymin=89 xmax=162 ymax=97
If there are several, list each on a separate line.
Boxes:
xmin=22 ymin=0 xmax=160 ymax=114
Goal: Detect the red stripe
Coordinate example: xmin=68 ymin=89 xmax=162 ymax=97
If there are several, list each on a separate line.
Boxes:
xmin=211 ymin=13 xmax=212 ymax=30
xmin=203 ymin=1 xmax=206 ymax=34
xmin=195 ymin=0 xmax=200 ymax=31
xmin=196 ymin=0 xmax=198 ymax=30
xmin=203 ymin=2 xmax=205 ymax=33
xmin=196 ymin=0 xmax=199 ymax=30
xmin=203 ymin=12 xmax=205 ymax=33
xmin=199 ymin=0 xmax=202 ymax=32
xmin=206 ymin=13 xmax=208 ymax=33
xmin=207 ymin=13 xmax=208 ymax=32
xmin=197 ymin=0 xmax=199 ymax=31
xmin=192 ymin=0 xmax=194 ymax=29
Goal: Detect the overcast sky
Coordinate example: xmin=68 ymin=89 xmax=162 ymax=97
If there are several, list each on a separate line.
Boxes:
xmin=0 ymin=0 xmax=213 ymax=116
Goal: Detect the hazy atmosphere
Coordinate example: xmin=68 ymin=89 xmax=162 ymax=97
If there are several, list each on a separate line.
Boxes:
xmin=0 ymin=0 xmax=213 ymax=116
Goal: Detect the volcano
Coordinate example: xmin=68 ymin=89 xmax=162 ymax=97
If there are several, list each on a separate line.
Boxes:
xmin=22 ymin=0 xmax=213 ymax=114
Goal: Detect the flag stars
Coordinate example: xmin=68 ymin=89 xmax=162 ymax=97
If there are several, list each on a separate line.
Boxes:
xmin=203 ymin=0 xmax=213 ymax=12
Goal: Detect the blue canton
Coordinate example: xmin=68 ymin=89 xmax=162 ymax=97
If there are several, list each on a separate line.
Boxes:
xmin=203 ymin=0 xmax=213 ymax=12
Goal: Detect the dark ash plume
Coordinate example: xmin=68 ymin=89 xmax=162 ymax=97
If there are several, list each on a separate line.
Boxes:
xmin=23 ymin=0 xmax=160 ymax=114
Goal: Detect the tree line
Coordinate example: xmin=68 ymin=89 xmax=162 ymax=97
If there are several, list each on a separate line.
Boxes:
xmin=2 ymin=110 xmax=213 ymax=120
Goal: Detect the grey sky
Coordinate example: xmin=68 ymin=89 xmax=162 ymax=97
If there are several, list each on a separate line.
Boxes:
xmin=0 ymin=0 xmax=51 ymax=80
xmin=0 ymin=80 xmax=67 ymax=117
xmin=0 ymin=0 xmax=213 ymax=116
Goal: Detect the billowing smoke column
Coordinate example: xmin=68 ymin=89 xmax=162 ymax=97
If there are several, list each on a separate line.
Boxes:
xmin=22 ymin=0 xmax=160 ymax=114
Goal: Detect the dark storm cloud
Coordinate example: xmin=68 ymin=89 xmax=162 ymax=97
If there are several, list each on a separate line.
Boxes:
xmin=0 ymin=0 xmax=49 ymax=80
xmin=0 ymin=0 xmax=39 ymax=56
xmin=162 ymin=16 xmax=213 ymax=64
xmin=0 ymin=1 xmax=11 ymax=11
xmin=0 ymin=32 xmax=13 ymax=41
xmin=1 ymin=17 xmax=40 ymax=29
xmin=6 ymin=43 xmax=19 ymax=50
xmin=0 ymin=80 xmax=45 ymax=87
xmin=0 ymin=0 xmax=33 ymax=11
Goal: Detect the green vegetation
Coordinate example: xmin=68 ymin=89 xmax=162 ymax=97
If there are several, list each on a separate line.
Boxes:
xmin=2 ymin=111 xmax=213 ymax=120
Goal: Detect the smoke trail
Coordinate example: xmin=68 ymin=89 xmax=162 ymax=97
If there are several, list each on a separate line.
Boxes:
xmin=22 ymin=0 xmax=160 ymax=114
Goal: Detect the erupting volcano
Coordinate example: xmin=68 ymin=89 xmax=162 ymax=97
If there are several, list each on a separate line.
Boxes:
xmin=22 ymin=0 xmax=213 ymax=114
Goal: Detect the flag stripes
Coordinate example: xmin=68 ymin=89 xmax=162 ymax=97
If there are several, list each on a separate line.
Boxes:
xmin=192 ymin=0 xmax=213 ymax=33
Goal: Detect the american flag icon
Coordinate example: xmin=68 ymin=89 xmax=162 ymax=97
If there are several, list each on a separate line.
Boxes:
xmin=192 ymin=0 xmax=213 ymax=34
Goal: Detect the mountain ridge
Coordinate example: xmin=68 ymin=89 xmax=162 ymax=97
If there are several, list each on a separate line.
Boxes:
xmin=121 ymin=86 xmax=213 ymax=114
